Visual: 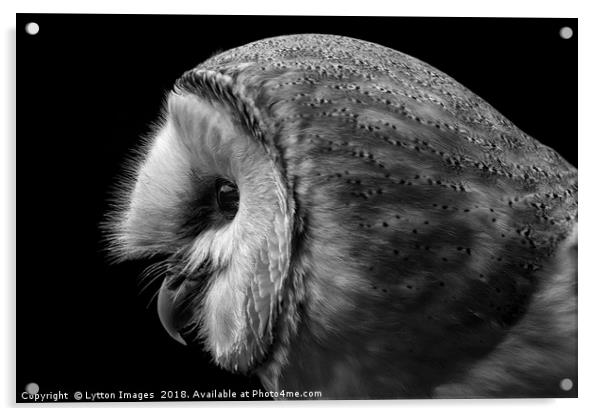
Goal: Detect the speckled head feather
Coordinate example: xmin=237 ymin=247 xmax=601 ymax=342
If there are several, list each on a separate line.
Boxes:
xmin=109 ymin=34 xmax=577 ymax=399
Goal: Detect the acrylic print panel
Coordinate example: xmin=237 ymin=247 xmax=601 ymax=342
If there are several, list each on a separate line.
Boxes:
xmin=17 ymin=14 xmax=577 ymax=402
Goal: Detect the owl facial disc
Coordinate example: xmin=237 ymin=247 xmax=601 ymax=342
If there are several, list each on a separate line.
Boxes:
xmin=111 ymin=86 xmax=293 ymax=373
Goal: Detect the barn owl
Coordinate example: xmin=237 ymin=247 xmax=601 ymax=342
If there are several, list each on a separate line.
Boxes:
xmin=107 ymin=34 xmax=577 ymax=399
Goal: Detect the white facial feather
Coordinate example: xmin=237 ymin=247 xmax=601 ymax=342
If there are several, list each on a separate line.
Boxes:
xmin=113 ymin=89 xmax=293 ymax=372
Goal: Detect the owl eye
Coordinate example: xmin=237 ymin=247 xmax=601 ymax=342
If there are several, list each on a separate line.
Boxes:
xmin=215 ymin=178 xmax=239 ymax=220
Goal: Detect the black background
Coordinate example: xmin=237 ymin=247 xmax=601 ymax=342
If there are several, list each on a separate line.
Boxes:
xmin=17 ymin=14 xmax=577 ymax=402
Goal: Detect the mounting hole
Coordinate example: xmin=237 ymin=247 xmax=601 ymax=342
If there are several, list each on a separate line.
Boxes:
xmin=560 ymin=378 xmax=573 ymax=391
xmin=559 ymin=26 xmax=573 ymax=39
xmin=25 ymin=22 xmax=39 ymax=35
xmin=25 ymin=382 xmax=39 ymax=394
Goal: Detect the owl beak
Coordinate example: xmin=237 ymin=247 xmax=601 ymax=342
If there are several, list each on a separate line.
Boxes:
xmin=157 ymin=279 xmax=190 ymax=346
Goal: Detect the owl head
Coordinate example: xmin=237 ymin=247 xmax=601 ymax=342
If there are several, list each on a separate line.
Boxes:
xmin=107 ymin=34 xmax=577 ymax=397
